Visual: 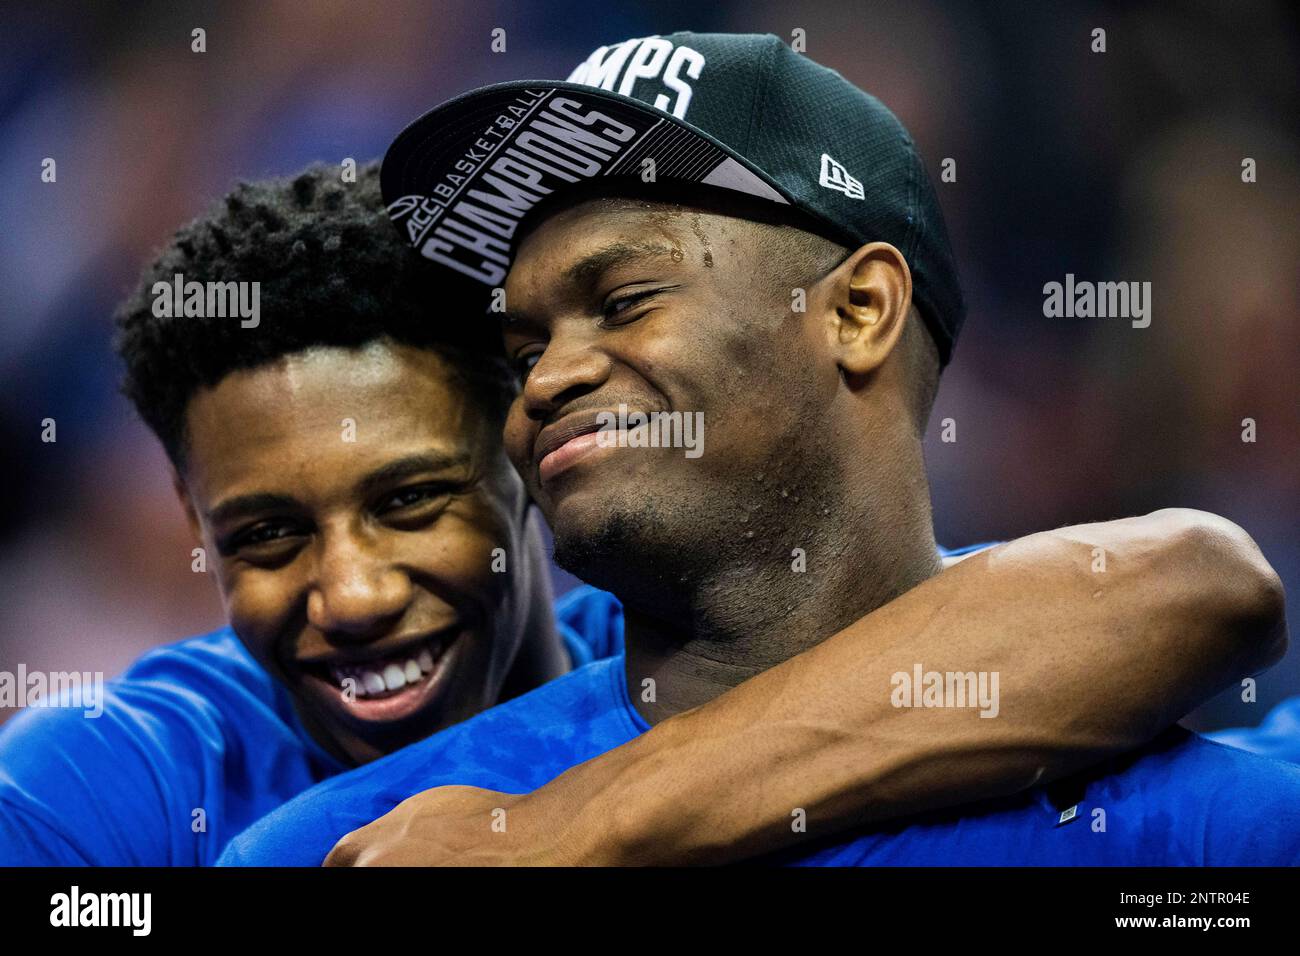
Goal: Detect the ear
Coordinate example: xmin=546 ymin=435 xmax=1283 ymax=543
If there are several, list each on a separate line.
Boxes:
xmin=818 ymin=242 xmax=912 ymax=378
xmin=172 ymin=467 xmax=204 ymax=543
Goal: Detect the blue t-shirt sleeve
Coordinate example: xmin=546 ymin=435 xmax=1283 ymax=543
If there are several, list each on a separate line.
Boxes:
xmin=0 ymin=685 xmax=204 ymax=865
xmin=785 ymin=729 xmax=1300 ymax=866
xmin=0 ymin=796 xmax=94 ymax=865
xmin=0 ymin=630 xmax=339 ymax=866
xmin=1052 ymin=730 xmax=1300 ymax=865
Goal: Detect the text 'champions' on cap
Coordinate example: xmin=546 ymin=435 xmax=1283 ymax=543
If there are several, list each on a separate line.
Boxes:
xmin=381 ymin=32 xmax=965 ymax=365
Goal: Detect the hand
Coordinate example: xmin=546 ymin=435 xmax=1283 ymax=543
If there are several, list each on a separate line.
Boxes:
xmin=322 ymin=785 xmax=579 ymax=866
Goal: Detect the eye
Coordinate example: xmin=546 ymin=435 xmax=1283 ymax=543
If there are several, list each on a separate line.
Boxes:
xmin=377 ymin=483 xmax=453 ymax=515
xmin=224 ymin=520 xmax=308 ymax=567
xmin=512 ymin=350 xmax=543 ymax=384
xmin=601 ymin=289 xmax=660 ymax=325
xmin=233 ymin=521 xmax=300 ymax=549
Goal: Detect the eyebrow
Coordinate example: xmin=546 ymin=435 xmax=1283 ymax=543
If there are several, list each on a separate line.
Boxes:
xmin=207 ymin=492 xmax=300 ymax=528
xmin=354 ymin=451 xmax=471 ymax=501
xmin=206 ymin=451 xmax=471 ymax=526
xmin=503 ymin=239 xmax=681 ymax=328
xmin=563 ymin=240 xmax=680 ymax=287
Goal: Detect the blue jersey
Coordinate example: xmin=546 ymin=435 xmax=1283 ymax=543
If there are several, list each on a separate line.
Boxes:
xmin=0 ymin=586 xmax=622 ymax=865
xmin=1208 ymin=697 xmax=1300 ymax=765
xmin=219 ymin=652 xmax=1300 ymax=867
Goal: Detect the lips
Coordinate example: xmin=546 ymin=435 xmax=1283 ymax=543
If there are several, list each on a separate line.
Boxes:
xmin=296 ymin=627 xmax=464 ymax=723
xmin=532 ymin=407 xmax=659 ymax=484
xmin=533 ymin=411 xmax=611 ymax=465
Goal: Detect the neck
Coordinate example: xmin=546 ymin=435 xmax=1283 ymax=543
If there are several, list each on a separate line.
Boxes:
xmin=623 ymin=461 xmax=942 ymax=725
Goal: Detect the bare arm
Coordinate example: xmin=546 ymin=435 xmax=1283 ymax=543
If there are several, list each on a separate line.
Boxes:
xmin=326 ymin=509 xmax=1286 ymax=865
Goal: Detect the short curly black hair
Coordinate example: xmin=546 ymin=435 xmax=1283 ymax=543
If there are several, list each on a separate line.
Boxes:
xmin=115 ymin=160 xmax=514 ymax=471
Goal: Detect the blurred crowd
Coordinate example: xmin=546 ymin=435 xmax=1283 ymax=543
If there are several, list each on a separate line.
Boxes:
xmin=2 ymin=0 xmax=1296 ymax=729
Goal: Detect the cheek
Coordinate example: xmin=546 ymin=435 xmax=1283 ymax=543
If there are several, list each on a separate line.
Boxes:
xmin=411 ymin=503 xmax=525 ymax=691
xmin=403 ymin=499 xmax=518 ymax=602
xmin=502 ymin=403 xmax=533 ymax=473
xmin=631 ymin=306 xmax=736 ymax=400
xmin=644 ymin=306 xmax=809 ymax=461
xmin=220 ymin=568 xmax=302 ymax=668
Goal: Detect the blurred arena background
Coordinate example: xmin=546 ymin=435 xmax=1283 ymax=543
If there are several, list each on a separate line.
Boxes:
xmin=1 ymin=0 xmax=1296 ymax=730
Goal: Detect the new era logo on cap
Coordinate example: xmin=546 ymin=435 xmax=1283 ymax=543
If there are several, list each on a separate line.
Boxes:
xmin=381 ymin=32 xmax=965 ymax=365
xmin=818 ymin=153 xmax=864 ymax=200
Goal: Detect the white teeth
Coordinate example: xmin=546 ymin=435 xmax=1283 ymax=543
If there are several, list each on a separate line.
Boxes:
xmin=382 ymin=663 xmax=406 ymax=691
xmin=330 ymin=638 xmax=446 ymax=701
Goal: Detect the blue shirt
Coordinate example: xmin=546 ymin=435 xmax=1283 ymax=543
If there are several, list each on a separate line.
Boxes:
xmin=219 ymin=652 xmax=1300 ymax=866
xmin=1208 ymin=697 xmax=1300 ymax=765
xmin=0 ymin=586 xmax=622 ymax=865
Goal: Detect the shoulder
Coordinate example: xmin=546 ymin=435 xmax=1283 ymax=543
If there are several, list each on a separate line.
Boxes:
xmin=0 ymin=627 xmax=271 ymax=753
xmin=1206 ymin=696 xmax=1300 ymax=765
xmin=0 ymin=628 xmax=300 ymax=864
xmin=329 ymin=655 xmax=629 ymax=795
xmin=118 ymin=627 xmax=278 ymax=701
xmin=1119 ymin=725 xmax=1300 ymax=783
xmin=1096 ymin=728 xmax=1300 ymax=864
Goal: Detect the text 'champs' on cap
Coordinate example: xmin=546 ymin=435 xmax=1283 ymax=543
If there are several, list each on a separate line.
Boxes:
xmin=381 ymin=32 xmax=965 ymax=365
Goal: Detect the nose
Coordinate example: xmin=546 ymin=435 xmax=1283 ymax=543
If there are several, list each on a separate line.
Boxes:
xmin=306 ymin=528 xmax=412 ymax=641
xmin=521 ymin=328 xmax=614 ymax=421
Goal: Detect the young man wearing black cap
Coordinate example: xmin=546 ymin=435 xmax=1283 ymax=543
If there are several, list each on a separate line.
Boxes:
xmin=219 ymin=34 xmax=1299 ymax=866
xmin=2 ymin=160 xmax=1280 ymax=867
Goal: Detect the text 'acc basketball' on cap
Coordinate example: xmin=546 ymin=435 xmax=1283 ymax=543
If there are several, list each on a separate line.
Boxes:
xmin=381 ymin=32 xmax=966 ymax=365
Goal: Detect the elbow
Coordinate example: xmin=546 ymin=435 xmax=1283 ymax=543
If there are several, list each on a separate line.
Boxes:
xmin=1147 ymin=508 xmax=1288 ymax=673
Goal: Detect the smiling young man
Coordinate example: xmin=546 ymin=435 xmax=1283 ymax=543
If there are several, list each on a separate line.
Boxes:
xmin=217 ymin=35 xmax=1298 ymax=867
xmin=0 ymin=164 xmax=590 ymax=863
xmin=0 ymin=159 xmax=1286 ymax=867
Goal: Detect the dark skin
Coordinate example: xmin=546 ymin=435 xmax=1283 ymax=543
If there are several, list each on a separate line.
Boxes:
xmin=323 ymin=197 xmax=1287 ymax=865
xmin=177 ymin=340 xmax=563 ymax=766
xmin=503 ymin=198 xmax=940 ymax=722
xmin=167 ymin=312 xmax=1288 ymax=868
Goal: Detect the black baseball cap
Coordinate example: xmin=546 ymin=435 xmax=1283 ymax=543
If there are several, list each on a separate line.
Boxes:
xmin=381 ymin=32 xmax=965 ymax=365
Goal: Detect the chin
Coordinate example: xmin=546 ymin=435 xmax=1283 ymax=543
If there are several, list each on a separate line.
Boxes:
xmin=335 ymin=701 xmax=454 ymax=763
xmin=551 ymin=495 xmax=676 ymax=587
xmin=544 ymin=493 xmax=613 ymax=549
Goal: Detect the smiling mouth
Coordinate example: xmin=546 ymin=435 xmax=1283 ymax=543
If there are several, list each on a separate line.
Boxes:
xmin=537 ymin=430 xmax=611 ymax=484
xmin=302 ymin=630 xmax=459 ymax=713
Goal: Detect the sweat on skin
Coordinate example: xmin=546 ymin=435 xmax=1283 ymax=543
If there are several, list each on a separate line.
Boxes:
xmin=501 ymin=193 xmax=945 ymax=722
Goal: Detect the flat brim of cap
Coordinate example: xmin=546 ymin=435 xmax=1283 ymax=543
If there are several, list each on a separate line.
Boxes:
xmin=380 ymin=80 xmax=790 ymax=292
